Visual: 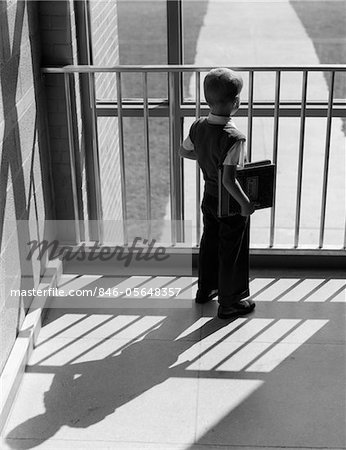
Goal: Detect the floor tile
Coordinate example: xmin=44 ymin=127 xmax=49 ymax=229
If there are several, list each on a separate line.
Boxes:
xmin=3 ymin=341 xmax=200 ymax=444
xmin=3 ymin=271 xmax=345 ymax=450
xmin=195 ymin=343 xmax=346 ymax=448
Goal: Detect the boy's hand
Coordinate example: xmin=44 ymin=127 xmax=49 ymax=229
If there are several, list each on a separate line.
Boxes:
xmin=240 ymin=201 xmax=256 ymax=216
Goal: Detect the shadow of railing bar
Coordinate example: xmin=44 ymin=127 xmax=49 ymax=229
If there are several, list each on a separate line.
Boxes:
xmin=33 ymin=314 xmax=143 ymax=365
xmin=36 ymin=313 xmax=88 ymax=348
xmin=66 ymin=316 xmax=166 ymax=365
xmin=212 ymin=319 xmax=302 ymax=372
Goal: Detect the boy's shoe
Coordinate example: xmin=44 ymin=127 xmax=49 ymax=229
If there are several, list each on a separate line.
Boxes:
xmin=195 ymin=289 xmax=218 ymax=304
xmin=217 ymin=299 xmax=255 ymax=319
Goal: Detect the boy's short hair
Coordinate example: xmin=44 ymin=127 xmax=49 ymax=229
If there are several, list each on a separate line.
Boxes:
xmin=204 ymin=68 xmax=243 ymax=106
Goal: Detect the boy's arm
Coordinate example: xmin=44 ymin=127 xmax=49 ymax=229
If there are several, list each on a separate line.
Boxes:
xmin=222 ymin=140 xmax=255 ymax=216
xmin=222 ymin=165 xmax=255 ymax=216
xmin=179 ymin=136 xmax=197 ymax=160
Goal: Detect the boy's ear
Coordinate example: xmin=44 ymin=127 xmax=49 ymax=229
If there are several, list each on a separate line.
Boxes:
xmin=233 ymin=96 xmax=240 ymax=110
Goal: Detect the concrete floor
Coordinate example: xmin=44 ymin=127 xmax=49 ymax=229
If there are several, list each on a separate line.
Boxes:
xmin=1 ymin=270 xmax=345 ymax=449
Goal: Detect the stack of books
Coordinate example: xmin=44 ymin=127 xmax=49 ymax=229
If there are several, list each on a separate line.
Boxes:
xmin=218 ymin=160 xmax=276 ymax=217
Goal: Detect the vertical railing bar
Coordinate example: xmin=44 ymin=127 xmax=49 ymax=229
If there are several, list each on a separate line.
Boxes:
xmin=143 ymin=72 xmax=152 ymax=240
xmin=269 ymin=70 xmax=281 ymax=248
xmin=344 ymin=214 xmax=346 ymax=250
xmin=169 ymin=71 xmax=177 ymax=245
xmin=247 ymin=70 xmax=254 ymax=161
xmin=319 ymin=71 xmax=335 ymax=249
xmin=88 ymin=72 xmax=104 ymax=243
xmin=294 ymin=70 xmax=308 ymax=248
xmin=116 ymin=71 xmax=128 ymax=245
xmin=167 ymin=0 xmax=184 ymax=244
xmin=195 ymin=71 xmax=201 ymax=246
xmin=64 ymin=73 xmax=81 ymax=244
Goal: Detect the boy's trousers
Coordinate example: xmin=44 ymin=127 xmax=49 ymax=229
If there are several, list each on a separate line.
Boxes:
xmin=198 ymin=192 xmax=250 ymax=306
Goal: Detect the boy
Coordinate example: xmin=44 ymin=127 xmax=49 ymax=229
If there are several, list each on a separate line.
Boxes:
xmin=180 ymin=67 xmax=256 ymax=319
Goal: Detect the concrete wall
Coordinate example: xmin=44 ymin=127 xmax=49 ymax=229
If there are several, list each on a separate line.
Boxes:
xmin=1 ymin=0 xmax=121 ymax=374
xmin=0 ymin=0 xmax=55 ymax=374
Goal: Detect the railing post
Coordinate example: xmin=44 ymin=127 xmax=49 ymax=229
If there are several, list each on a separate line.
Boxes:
xmin=195 ymin=71 xmax=201 ymax=245
xmin=247 ymin=70 xmax=254 ymax=161
xmin=88 ymin=72 xmax=104 ymax=243
xmin=269 ymin=70 xmax=281 ymax=247
xmin=319 ymin=71 xmax=335 ymax=248
xmin=294 ymin=70 xmax=308 ymax=248
xmin=74 ymin=0 xmax=103 ymax=243
xmin=167 ymin=0 xmax=183 ymax=66
xmin=64 ymin=73 xmax=81 ymax=244
xmin=143 ymin=72 xmax=152 ymax=240
xmin=116 ymin=72 xmax=128 ymax=245
xmin=167 ymin=0 xmax=184 ymax=244
xmin=168 ymin=71 xmax=184 ymax=244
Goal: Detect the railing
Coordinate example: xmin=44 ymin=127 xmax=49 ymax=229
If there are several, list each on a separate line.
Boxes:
xmin=42 ymin=65 xmax=346 ymax=253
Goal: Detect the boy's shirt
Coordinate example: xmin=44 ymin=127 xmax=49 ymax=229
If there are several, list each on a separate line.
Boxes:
xmin=182 ymin=113 xmax=247 ymax=197
xmin=182 ymin=113 xmax=246 ymax=166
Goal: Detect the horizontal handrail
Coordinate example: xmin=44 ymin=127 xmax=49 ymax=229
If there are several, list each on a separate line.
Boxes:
xmin=42 ymin=64 xmax=346 ymax=74
xmin=96 ymin=100 xmax=346 ymax=118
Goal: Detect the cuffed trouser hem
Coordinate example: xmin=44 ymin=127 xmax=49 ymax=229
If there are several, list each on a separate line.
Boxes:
xmin=218 ymin=288 xmax=250 ymax=306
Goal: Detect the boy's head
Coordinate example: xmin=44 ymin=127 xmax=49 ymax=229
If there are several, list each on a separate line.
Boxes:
xmin=204 ymin=68 xmax=243 ymax=115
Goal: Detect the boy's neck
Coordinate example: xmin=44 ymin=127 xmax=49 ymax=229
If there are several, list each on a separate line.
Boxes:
xmin=210 ymin=109 xmax=232 ymax=117
xmin=209 ymin=97 xmax=239 ymax=117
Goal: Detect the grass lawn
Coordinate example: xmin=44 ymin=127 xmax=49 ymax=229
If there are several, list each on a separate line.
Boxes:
xmin=113 ymin=0 xmax=345 ymax=231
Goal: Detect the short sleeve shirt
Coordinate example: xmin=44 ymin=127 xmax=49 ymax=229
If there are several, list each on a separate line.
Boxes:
xmin=182 ymin=113 xmax=246 ymax=166
xmin=182 ymin=113 xmax=247 ymax=197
